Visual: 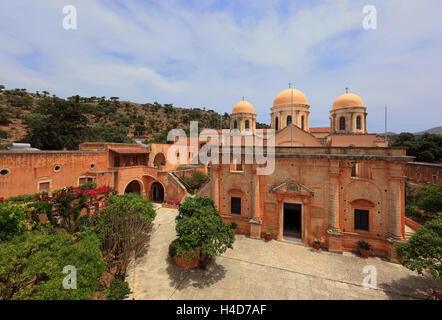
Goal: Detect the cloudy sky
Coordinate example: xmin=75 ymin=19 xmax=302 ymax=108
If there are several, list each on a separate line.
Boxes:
xmin=0 ymin=0 xmax=441 ymax=133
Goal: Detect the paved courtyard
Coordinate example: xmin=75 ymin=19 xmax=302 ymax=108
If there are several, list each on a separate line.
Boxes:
xmin=126 ymin=206 xmax=441 ymax=300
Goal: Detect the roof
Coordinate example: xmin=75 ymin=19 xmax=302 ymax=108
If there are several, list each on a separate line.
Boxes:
xmin=310 ymin=127 xmax=330 ymax=133
xmin=109 ymin=148 xmax=149 ymax=154
xmin=376 ymin=137 xmax=385 ymax=142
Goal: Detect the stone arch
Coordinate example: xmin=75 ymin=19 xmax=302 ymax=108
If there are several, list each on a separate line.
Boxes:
xmin=356 ymin=115 xmax=362 ymax=130
xmin=339 ymin=116 xmax=346 ymax=130
xmin=153 ymin=153 xmax=166 ymax=167
xmin=124 ymin=179 xmax=144 ymax=194
xmin=151 ymin=181 xmax=165 ymax=202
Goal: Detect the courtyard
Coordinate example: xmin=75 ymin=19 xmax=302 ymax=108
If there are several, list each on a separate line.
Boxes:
xmin=126 ymin=206 xmax=441 ymax=300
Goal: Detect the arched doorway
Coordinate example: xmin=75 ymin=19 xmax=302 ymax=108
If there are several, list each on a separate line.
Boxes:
xmin=125 ymin=180 xmax=142 ymax=194
xmin=151 ymin=182 xmax=165 ymax=202
xmin=153 ymin=153 xmax=166 ymax=167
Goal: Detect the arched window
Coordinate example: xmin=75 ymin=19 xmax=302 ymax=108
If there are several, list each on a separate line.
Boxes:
xmin=339 ymin=117 xmax=346 ymax=130
xmin=356 ymin=116 xmax=362 ymax=130
xmin=301 ymin=116 xmax=305 ymax=130
xmin=233 ymin=120 xmax=238 ymax=129
xmin=286 ymin=116 xmax=292 ymax=126
xmin=245 ymin=120 xmax=250 ymax=129
xmin=275 ymin=117 xmax=279 ymax=131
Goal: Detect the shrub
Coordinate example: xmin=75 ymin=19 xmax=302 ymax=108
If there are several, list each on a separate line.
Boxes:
xmin=107 ymin=278 xmax=131 ymax=300
xmin=0 ymin=202 xmax=32 ymax=241
xmin=395 ymin=215 xmax=442 ymax=280
xmin=357 ymin=240 xmax=371 ymax=250
xmin=0 ymin=230 xmax=106 ymax=300
xmin=405 ymin=205 xmax=422 ymax=218
xmin=99 ymin=194 xmax=156 ymax=278
xmin=413 ymin=182 xmax=442 ymax=216
xmin=169 ymin=197 xmax=236 ymax=263
xmin=182 ymin=171 xmax=209 ymax=192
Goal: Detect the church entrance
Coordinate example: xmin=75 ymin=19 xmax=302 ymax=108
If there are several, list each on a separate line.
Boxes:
xmin=283 ymin=203 xmax=302 ymax=239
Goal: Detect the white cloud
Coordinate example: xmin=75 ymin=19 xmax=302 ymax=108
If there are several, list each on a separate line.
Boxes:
xmin=0 ymin=0 xmax=441 ymax=132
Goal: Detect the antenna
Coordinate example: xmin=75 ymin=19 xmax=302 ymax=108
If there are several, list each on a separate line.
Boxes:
xmin=385 ymin=105 xmax=388 ymax=146
xmin=346 ymin=87 xmax=349 ymax=94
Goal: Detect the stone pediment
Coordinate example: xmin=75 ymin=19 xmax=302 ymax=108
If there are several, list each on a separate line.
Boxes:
xmin=269 ymin=180 xmax=314 ymax=196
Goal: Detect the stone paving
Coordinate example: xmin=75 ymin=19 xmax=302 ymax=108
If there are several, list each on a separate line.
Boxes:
xmin=126 ymin=206 xmax=441 ymax=300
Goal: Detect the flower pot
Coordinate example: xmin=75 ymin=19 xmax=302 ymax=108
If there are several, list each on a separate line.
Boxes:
xmin=313 ymin=242 xmax=321 ymax=250
xmin=265 ymin=234 xmax=272 ymax=241
xmin=173 ymin=250 xmax=200 ymax=269
xmin=359 ymin=248 xmax=370 ymax=258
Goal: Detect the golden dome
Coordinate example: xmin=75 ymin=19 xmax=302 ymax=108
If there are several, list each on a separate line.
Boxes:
xmin=333 ymin=93 xmax=364 ymax=110
xmin=273 ymin=89 xmax=308 ymax=107
xmin=232 ymin=100 xmax=255 ymax=114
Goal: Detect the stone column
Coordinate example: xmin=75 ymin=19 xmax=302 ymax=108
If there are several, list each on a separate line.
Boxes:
xmin=327 ymin=174 xmax=341 ymax=233
xmin=250 ymin=168 xmax=262 ymax=238
xmin=351 ymin=112 xmax=356 ymax=133
xmin=327 ymin=167 xmax=343 ymax=252
xmin=388 ymin=177 xmax=403 ymax=240
xmin=364 ymin=113 xmax=367 ymax=134
xmin=211 ymin=165 xmax=220 ymax=210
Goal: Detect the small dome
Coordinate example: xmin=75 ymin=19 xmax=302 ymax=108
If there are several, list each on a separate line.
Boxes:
xmin=333 ymin=93 xmax=364 ymax=110
xmin=273 ymin=89 xmax=308 ymax=107
xmin=232 ymin=100 xmax=255 ymax=114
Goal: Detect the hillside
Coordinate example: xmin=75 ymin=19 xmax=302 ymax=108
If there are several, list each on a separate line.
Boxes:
xmin=0 ymin=86 xmax=269 ymax=149
xmin=414 ymin=127 xmax=442 ymax=135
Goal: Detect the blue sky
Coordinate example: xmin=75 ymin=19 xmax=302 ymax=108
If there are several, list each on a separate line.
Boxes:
xmin=0 ymin=0 xmax=441 ymax=133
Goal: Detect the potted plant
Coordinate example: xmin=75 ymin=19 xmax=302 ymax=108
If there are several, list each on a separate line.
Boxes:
xmin=313 ymin=237 xmax=321 ymax=250
xmin=263 ymin=229 xmax=272 ymax=241
xmin=357 ymin=240 xmax=371 ymax=258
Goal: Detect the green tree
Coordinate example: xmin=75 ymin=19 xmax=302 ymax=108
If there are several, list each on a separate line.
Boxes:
xmin=0 ymin=230 xmax=105 ymax=300
xmin=395 ymin=215 xmax=442 ymax=281
xmin=90 ymin=124 xmax=132 ymax=143
xmin=413 ymin=182 xmax=442 ymax=215
xmin=169 ymin=197 xmax=236 ymax=267
xmin=23 ymin=97 xmax=91 ymax=150
xmin=392 ymin=132 xmax=442 ymax=163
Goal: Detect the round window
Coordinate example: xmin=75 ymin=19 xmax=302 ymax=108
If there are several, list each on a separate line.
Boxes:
xmin=53 ymin=164 xmax=62 ymax=173
xmin=0 ymin=168 xmax=10 ymax=176
xmin=90 ymin=163 xmax=96 ymax=169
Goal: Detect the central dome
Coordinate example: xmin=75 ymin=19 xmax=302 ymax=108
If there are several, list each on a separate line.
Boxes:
xmin=273 ymin=89 xmax=308 ymax=107
xmin=333 ymin=93 xmax=364 ymax=110
xmin=232 ymin=100 xmax=255 ymax=114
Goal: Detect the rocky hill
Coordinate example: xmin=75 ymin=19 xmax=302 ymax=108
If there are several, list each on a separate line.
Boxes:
xmin=0 ymin=86 xmax=269 ymax=149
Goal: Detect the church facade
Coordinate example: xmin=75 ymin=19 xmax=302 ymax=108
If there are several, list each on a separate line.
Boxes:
xmin=203 ymin=88 xmax=410 ymax=260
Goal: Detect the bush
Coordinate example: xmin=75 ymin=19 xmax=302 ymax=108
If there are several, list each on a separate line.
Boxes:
xmin=395 ymin=215 xmax=442 ymax=280
xmin=0 ymin=230 xmax=106 ymax=300
xmin=169 ymin=197 xmax=236 ymax=262
xmin=99 ymin=194 xmax=156 ymax=278
xmin=405 ymin=205 xmax=422 ymax=218
xmin=107 ymin=278 xmax=131 ymax=300
xmin=182 ymin=171 xmax=209 ymax=192
xmin=413 ymin=182 xmax=442 ymax=215
xmin=0 ymin=202 xmax=32 ymax=241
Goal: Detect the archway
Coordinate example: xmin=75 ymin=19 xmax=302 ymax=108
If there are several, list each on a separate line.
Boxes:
xmin=153 ymin=153 xmax=166 ymax=167
xmin=151 ymin=182 xmax=165 ymax=202
xmin=124 ymin=180 xmax=142 ymax=194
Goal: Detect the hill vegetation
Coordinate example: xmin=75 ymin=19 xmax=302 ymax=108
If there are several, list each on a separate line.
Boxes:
xmin=391 ymin=132 xmax=442 ymax=163
xmin=0 ymin=85 xmax=269 ymax=150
